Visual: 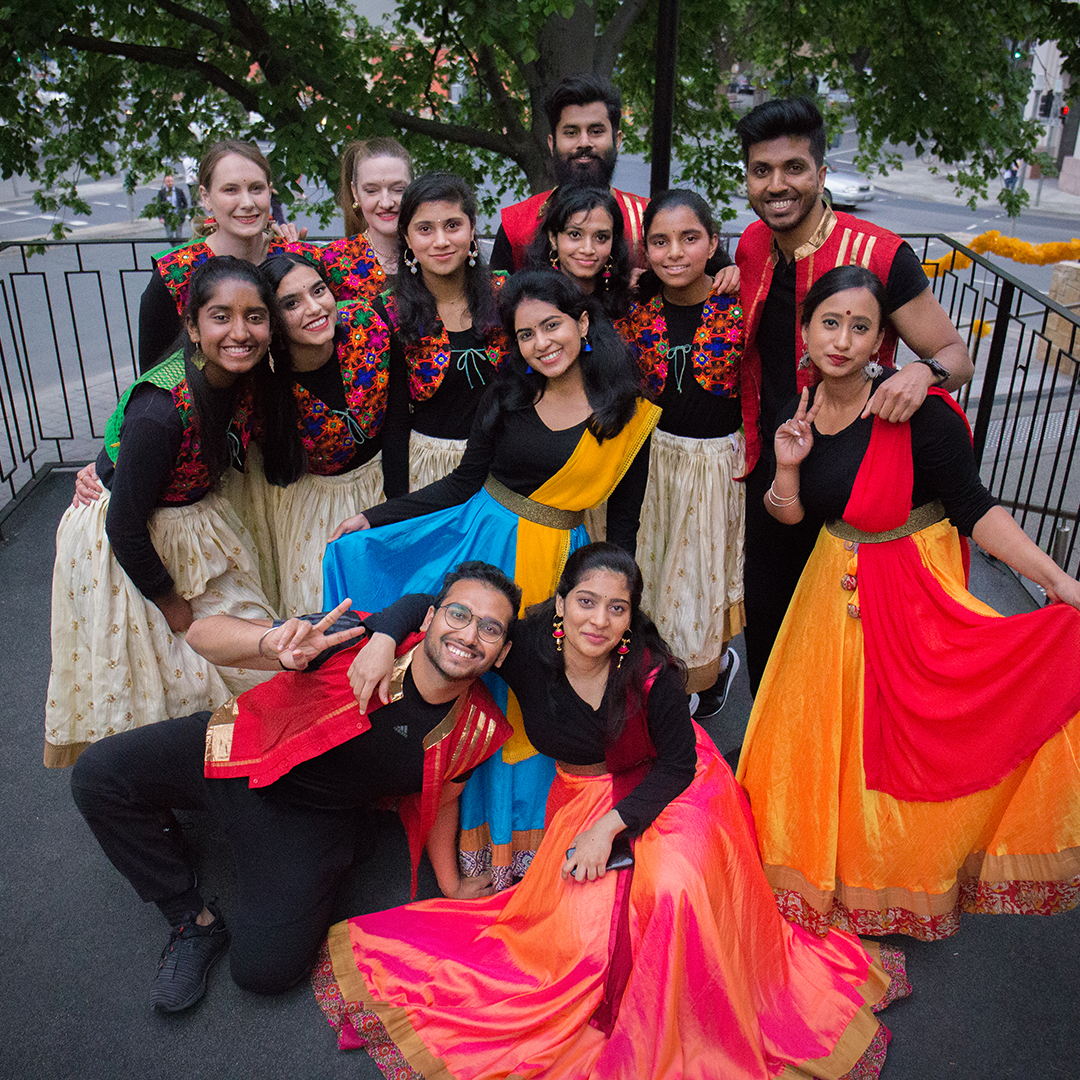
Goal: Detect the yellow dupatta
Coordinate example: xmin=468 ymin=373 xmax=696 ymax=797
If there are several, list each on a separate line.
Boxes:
xmin=501 ymin=397 xmax=661 ymax=762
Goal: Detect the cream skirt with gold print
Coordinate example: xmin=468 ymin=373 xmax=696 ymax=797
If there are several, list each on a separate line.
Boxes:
xmin=637 ymin=429 xmax=746 ymax=693
xmin=44 ymin=491 xmax=275 ymax=767
xmin=408 ymin=430 xmax=467 ymax=492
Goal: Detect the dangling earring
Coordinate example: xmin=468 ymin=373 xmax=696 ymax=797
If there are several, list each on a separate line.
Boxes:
xmin=580 ymin=336 xmax=592 ymax=354
xmin=616 ymin=630 xmax=631 ymax=669
xmin=351 ymin=200 xmax=361 ymax=211
xmin=468 ymin=239 xmax=479 ymax=267
xmin=190 ymin=345 xmax=208 ymax=371
xmin=549 ymin=244 xmax=560 ymax=270
xmin=552 ymin=615 xmax=564 ymax=652
xmin=798 ymin=350 xmax=812 ymax=371
xmin=602 ymin=256 xmax=613 ymax=278
xmin=403 ymin=246 xmax=419 ymax=275
xmin=862 ymin=358 xmax=884 ymax=380
xmin=202 ymin=215 xmax=218 ymax=236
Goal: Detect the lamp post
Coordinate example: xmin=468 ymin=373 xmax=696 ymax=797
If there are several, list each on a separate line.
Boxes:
xmin=649 ymin=0 xmax=680 ymax=196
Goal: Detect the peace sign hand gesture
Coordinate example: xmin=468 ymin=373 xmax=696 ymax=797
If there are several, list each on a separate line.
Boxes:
xmin=774 ymin=388 xmax=821 ymax=469
xmin=262 ymin=599 xmax=367 ymax=671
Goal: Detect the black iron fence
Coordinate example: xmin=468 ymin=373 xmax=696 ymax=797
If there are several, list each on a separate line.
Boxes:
xmin=1 ymin=234 xmax=1078 ymax=580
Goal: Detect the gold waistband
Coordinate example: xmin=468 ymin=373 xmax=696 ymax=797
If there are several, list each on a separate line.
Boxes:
xmin=826 ymin=500 xmax=946 ymax=543
xmin=483 ymin=476 xmax=585 ymax=530
xmin=557 ymin=760 xmax=608 ymax=776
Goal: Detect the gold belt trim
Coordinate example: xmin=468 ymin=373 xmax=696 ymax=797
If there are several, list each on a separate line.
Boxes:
xmin=827 ymin=500 xmax=945 ymax=543
xmin=557 ymin=760 xmax=608 ymax=776
xmin=483 ymin=476 xmax=585 ymax=530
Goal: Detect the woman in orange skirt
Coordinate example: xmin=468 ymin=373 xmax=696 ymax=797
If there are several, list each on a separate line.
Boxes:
xmin=737 ymin=264 xmax=1080 ymax=941
xmin=314 ymin=543 xmax=909 ymax=1079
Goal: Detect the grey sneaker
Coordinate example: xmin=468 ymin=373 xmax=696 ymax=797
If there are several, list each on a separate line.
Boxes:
xmin=150 ymin=902 xmax=230 ymax=1013
xmin=693 ymin=648 xmax=740 ymax=719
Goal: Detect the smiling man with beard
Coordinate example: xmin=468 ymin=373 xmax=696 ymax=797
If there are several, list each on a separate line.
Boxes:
xmin=69 ymin=562 xmax=519 ymax=1013
xmin=489 ymin=74 xmax=649 ymax=271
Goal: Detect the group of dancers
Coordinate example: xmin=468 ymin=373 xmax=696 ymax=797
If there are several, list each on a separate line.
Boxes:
xmin=48 ymin=82 xmax=1080 ymax=1079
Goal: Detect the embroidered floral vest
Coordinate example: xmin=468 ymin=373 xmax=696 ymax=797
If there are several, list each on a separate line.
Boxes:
xmin=622 ymin=292 xmax=744 ymax=399
xmin=317 ymin=233 xmax=388 ymax=303
xmin=383 ymin=274 xmax=509 ymax=403
xmin=291 ymin=301 xmax=393 ymax=475
xmin=104 ymin=351 xmax=254 ymax=503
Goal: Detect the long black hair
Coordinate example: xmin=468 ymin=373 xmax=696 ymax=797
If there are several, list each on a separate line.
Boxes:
xmin=392 ymin=172 xmax=499 ymax=345
xmin=528 ymin=542 xmax=684 ymax=745
xmin=252 ymin=250 xmax=339 ymax=486
xmin=635 ymin=188 xmax=720 ymax=302
xmin=482 ymin=270 xmax=639 ymax=443
xmin=523 ymin=185 xmax=631 ymax=321
xmin=180 ymin=256 xmax=274 ymax=488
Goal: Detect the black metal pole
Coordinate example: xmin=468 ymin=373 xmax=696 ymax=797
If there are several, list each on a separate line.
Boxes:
xmin=650 ymin=0 xmax=680 ymax=196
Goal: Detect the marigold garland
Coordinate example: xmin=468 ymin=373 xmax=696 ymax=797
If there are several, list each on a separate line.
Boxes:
xmin=924 ymin=231 xmax=1080 ymax=277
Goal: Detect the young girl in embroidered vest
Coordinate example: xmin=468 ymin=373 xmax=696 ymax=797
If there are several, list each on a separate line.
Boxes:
xmin=318 ymin=137 xmax=412 ymax=303
xmin=137 ymin=140 xmax=315 ymax=373
xmin=325 ymin=271 xmax=660 ymax=887
xmin=376 ymin=173 xmax=509 ymax=497
xmin=251 ymin=252 xmax=395 ymax=618
xmin=317 ymin=542 xmax=910 ymax=1080
xmin=622 ymin=190 xmax=746 ymax=709
xmin=738 ymin=264 xmax=1080 ymax=940
xmin=523 ymin=185 xmax=633 ymax=324
xmin=46 ymin=258 xmax=279 ymax=768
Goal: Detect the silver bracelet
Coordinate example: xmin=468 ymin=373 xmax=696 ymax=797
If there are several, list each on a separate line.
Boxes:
xmin=257 ymin=625 xmax=276 ymax=660
xmin=768 ymin=482 xmax=801 ymax=507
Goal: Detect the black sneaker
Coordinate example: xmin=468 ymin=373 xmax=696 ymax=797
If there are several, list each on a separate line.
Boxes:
xmin=693 ymin=648 xmax=740 ymax=719
xmin=150 ymin=902 xmax=230 ymax=1013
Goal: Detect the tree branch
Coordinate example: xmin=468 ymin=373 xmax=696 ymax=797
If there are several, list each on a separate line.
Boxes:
xmin=475 ymin=43 xmax=529 ymax=145
xmin=53 ymin=29 xmax=263 ymax=113
xmin=386 ymin=107 xmax=516 ymax=159
xmin=151 ymin=0 xmax=226 ymax=37
xmin=595 ymin=0 xmax=651 ymax=79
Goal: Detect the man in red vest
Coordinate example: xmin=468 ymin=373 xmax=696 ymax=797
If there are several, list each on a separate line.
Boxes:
xmin=489 ymin=74 xmax=649 ymax=271
xmin=734 ymin=97 xmax=974 ymax=692
xmin=71 ymin=562 xmax=519 ymax=1012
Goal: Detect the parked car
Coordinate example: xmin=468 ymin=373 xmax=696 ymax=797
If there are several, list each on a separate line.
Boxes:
xmin=824 ymin=159 xmax=874 ymax=209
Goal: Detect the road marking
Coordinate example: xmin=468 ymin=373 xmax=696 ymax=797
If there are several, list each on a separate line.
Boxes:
xmin=12 ymin=210 xmax=31 ymax=216
xmin=93 ymin=200 xmax=111 ymax=206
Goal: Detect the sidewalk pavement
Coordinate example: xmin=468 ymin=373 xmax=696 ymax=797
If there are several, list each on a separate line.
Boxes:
xmin=870 ymin=154 xmax=1080 ymax=223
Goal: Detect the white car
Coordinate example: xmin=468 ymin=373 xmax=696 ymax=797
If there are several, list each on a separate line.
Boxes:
xmin=824 ymin=159 xmax=874 ymax=209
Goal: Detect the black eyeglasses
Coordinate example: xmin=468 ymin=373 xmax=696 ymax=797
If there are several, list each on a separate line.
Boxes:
xmin=437 ymin=602 xmax=506 ymax=643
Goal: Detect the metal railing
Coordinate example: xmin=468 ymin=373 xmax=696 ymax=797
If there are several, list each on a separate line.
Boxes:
xmin=1 ymin=234 xmax=1078 ymax=579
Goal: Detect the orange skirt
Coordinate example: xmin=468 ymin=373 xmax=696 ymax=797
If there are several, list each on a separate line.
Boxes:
xmin=737 ymin=521 xmax=1080 ymax=940
xmin=314 ymin=725 xmax=908 ymax=1079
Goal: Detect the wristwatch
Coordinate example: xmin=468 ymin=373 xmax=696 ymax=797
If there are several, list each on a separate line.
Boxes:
xmin=916 ymin=357 xmax=950 ymax=385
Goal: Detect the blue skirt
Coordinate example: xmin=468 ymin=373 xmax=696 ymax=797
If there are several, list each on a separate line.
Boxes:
xmin=323 ymin=488 xmax=588 ymax=886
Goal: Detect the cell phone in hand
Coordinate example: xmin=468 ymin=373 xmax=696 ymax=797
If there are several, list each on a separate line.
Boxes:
xmin=565 ymin=835 xmax=634 ymax=872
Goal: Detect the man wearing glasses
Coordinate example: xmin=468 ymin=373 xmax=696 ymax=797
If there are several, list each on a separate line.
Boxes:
xmin=70 ymin=562 xmax=520 ymax=1012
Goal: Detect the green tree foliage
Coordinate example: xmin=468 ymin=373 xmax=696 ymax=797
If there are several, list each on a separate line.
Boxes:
xmin=0 ymin=0 xmax=1074 ymax=234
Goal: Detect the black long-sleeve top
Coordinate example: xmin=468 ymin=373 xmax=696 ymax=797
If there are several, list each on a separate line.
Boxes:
xmin=365 ymin=596 xmax=697 ymax=834
xmin=138 ymin=272 xmax=185 ymax=374
xmin=365 ymin=384 xmax=652 ymax=554
xmin=777 ymin=373 xmax=998 ymax=536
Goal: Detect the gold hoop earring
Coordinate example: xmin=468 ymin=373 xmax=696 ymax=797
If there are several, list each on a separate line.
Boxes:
xmin=403 ymin=246 xmax=419 ymax=275
xmin=549 ymin=245 xmax=560 ymax=270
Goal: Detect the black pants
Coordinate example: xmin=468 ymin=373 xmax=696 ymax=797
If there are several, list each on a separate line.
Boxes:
xmin=70 ymin=713 xmax=364 ymax=994
xmin=742 ymin=462 xmax=823 ymax=695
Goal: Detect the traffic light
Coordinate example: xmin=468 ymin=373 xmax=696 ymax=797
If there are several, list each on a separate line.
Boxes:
xmin=1039 ymin=92 xmax=1053 ymax=118
xmin=1063 ymin=104 xmax=1071 ymax=121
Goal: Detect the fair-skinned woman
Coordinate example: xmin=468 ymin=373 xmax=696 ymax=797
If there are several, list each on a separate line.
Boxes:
xmin=137 ymin=140 xmax=311 ymax=372
xmin=376 ymin=173 xmax=509 ymax=497
xmin=323 ymin=271 xmax=660 ymax=888
xmin=320 ymin=137 xmax=413 ymax=301
xmin=737 ymin=264 xmax=1080 ymax=941
xmin=316 ymin=543 xmax=909 ymax=1079
xmin=47 ymin=258 xmax=278 ymax=767
xmin=623 ymin=190 xmax=746 ymax=710
xmin=253 ymin=252 xmax=395 ymax=617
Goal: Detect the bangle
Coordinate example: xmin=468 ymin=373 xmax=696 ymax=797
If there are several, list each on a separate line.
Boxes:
xmin=257 ymin=626 xmax=276 ymax=660
xmin=768 ymin=482 xmax=801 ymax=507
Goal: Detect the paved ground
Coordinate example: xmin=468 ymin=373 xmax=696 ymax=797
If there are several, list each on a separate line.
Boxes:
xmin=2 ymin=466 xmax=1078 ymax=1079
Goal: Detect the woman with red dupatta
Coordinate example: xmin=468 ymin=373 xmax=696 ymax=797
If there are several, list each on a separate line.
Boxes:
xmin=313 ymin=543 xmax=910 ymax=1080
xmin=738 ymin=265 xmax=1080 ymax=941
